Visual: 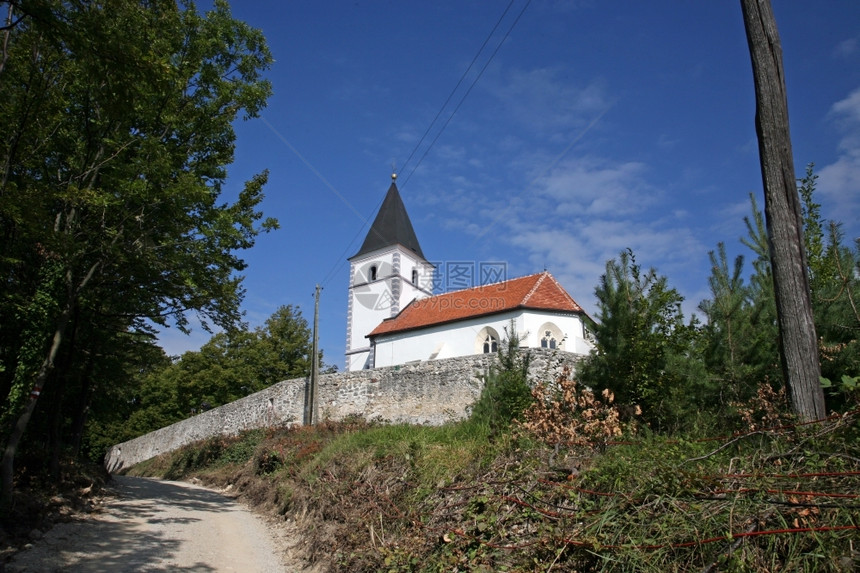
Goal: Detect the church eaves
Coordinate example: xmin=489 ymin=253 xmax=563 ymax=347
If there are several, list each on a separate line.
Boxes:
xmin=350 ymin=177 xmax=426 ymax=260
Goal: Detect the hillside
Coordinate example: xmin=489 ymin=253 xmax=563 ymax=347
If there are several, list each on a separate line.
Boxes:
xmin=123 ymin=410 xmax=860 ymax=572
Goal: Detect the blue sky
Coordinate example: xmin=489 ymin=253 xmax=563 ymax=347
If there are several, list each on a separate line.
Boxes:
xmin=158 ymin=1 xmax=860 ymax=369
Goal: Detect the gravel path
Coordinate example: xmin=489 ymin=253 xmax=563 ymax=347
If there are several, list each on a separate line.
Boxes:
xmin=6 ymin=475 xmax=313 ymax=572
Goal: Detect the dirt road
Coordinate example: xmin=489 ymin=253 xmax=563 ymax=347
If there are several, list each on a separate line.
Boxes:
xmin=7 ymin=475 xmax=309 ymax=572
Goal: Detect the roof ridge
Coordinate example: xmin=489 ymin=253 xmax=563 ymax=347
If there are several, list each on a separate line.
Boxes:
xmin=550 ymin=275 xmax=585 ymax=312
xmin=520 ymin=271 xmax=549 ymax=305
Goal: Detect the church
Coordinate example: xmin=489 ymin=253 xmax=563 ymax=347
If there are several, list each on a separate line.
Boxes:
xmin=345 ymin=176 xmax=594 ymax=371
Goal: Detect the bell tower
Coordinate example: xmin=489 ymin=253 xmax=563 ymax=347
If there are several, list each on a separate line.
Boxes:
xmin=346 ymin=175 xmax=434 ymax=371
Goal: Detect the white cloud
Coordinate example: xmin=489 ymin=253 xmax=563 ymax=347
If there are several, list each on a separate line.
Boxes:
xmin=831 ymin=88 xmax=860 ymax=124
xmin=499 ymin=217 xmax=707 ymax=316
xmin=416 ymin=64 xmax=714 ymax=316
xmin=488 ymin=67 xmax=610 ymax=135
xmin=834 ymin=37 xmax=858 ymax=58
xmin=468 ymin=154 xmax=708 ymax=315
xmin=535 ymin=157 xmax=654 ymax=216
xmin=818 ymin=87 xmax=860 ymax=228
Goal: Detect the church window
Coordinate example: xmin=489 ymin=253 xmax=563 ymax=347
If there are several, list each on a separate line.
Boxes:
xmin=483 ymin=335 xmax=499 ymax=354
xmin=475 ymin=326 xmax=501 ymax=355
xmin=370 ymin=265 xmax=377 ymax=281
xmin=541 ymin=330 xmax=557 ymax=349
xmin=539 ymin=323 xmax=563 ymax=350
xmin=412 ymin=268 xmax=418 ymax=285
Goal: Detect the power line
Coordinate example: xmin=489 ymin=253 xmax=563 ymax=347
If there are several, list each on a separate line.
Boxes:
xmin=400 ymin=0 xmax=533 ymax=189
xmin=257 ymin=116 xmax=387 ymax=290
xmin=319 ymin=0 xmax=533 ymax=289
xmin=398 ymin=0 xmax=517 ymax=180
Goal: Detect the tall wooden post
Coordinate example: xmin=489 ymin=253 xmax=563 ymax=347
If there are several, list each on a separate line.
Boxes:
xmin=740 ymin=0 xmax=825 ymax=421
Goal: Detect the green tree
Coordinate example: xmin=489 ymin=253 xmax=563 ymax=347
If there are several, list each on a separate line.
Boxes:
xmin=171 ymin=304 xmax=315 ymax=415
xmin=578 ymin=249 xmax=701 ymax=430
xmin=814 ymin=229 xmax=860 ymax=397
xmin=699 ymin=243 xmax=749 ymax=390
xmin=98 ymin=305 xmax=317 ymax=452
xmin=469 ymin=322 xmax=533 ymax=434
xmin=740 ymin=193 xmax=784 ymax=380
xmin=0 ymin=0 xmax=274 ymax=507
xmin=698 ymin=196 xmax=783 ymax=407
xmin=797 ymin=165 xmax=859 ymax=403
xmin=701 ymin=173 xmax=859 ymax=417
xmin=75 ymin=335 xmax=173 ymax=464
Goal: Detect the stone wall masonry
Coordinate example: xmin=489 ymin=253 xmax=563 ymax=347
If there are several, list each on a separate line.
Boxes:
xmin=104 ymin=349 xmax=581 ymax=472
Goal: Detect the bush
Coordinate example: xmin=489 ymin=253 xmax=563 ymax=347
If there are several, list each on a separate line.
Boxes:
xmin=469 ymin=323 xmax=533 ymax=433
xmin=519 ymin=367 xmax=638 ymax=451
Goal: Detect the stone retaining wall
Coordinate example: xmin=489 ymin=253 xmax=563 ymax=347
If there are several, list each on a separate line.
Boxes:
xmin=104 ymin=349 xmax=580 ymax=472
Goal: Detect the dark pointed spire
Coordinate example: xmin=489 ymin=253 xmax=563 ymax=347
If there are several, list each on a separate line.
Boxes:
xmin=351 ymin=175 xmax=426 ymax=260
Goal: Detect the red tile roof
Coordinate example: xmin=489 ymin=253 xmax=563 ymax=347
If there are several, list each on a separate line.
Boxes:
xmin=368 ymin=271 xmax=585 ymax=338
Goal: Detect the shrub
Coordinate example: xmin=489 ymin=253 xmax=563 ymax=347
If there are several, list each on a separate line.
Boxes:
xmin=469 ymin=323 xmax=532 ymax=433
xmin=519 ymin=368 xmax=637 ymax=451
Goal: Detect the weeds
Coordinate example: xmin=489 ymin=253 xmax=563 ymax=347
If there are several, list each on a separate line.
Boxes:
xmin=125 ymin=405 xmax=860 ymax=572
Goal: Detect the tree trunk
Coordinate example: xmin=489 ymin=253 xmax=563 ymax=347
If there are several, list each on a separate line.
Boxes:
xmin=739 ymin=0 xmax=826 ymax=421
xmin=48 ymin=372 xmax=65 ymax=477
xmin=70 ymin=351 xmax=96 ymax=459
xmin=0 ymin=306 xmax=71 ymax=510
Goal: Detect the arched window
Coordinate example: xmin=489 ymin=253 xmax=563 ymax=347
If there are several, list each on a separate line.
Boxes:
xmin=475 ymin=326 xmax=501 ymax=355
xmin=411 ymin=268 xmax=418 ymax=285
xmin=370 ymin=265 xmax=377 ymax=281
xmin=538 ymin=322 xmax=564 ymax=350
xmin=483 ymin=334 xmax=499 ymax=354
xmin=540 ymin=330 xmax=557 ymax=349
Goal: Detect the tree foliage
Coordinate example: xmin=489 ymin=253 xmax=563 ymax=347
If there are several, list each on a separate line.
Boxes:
xmin=699 ymin=168 xmax=858 ymax=418
xmin=469 ymin=322 xmax=533 ymax=434
xmin=0 ymin=0 xmax=275 ymax=506
xmin=577 ymin=249 xmax=703 ymax=430
xmin=797 ymin=165 xmax=860 ymax=405
xmin=698 ymin=195 xmax=782 ymax=408
xmin=86 ymin=305 xmax=319 ymax=459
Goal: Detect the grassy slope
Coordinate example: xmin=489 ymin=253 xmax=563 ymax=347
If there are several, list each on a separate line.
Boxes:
xmin=124 ymin=415 xmax=860 ymax=572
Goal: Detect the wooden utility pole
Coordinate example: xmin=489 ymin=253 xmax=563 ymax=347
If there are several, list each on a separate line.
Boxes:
xmin=740 ymin=0 xmax=826 ymax=421
xmin=308 ymin=284 xmax=321 ymax=425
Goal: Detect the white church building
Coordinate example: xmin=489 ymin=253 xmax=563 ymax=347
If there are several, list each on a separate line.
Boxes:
xmin=345 ymin=176 xmax=594 ymax=371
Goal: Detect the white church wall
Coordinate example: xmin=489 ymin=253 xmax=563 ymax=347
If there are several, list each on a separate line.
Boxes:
xmin=371 ymin=309 xmax=593 ymax=368
xmin=346 ymin=349 xmax=371 ymax=371
xmin=520 ymin=311 xmax=594 ymax=355
xmin=372 ymin=311 xmax=523 ymax=367
xmin=347 ymin=252 xmax=395 ymax=353
xmin=371 ymin=309 xmax=594 ymax=369
xmin=394 ymin=252 xmax=435 ymax=315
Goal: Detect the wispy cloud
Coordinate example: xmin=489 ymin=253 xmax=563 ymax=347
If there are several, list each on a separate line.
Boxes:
xmin=535 ymin=157 xmax=655 ymax=216
xmin=834 ymin=37 xmax=858 ymax=58
xmin=818 ymin=87 xmax=860 ymax=230
xmin=488 ymin=66 xmax=610 ymax=136
xmin=409 ymin=63 xmax=713 ymax=315
xmin=449 ymin=152 xmax=709 ymax=313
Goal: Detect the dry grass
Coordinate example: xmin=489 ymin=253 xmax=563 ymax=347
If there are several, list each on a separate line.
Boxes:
xmin=124 ymin=407 xmax=860 ymax=572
